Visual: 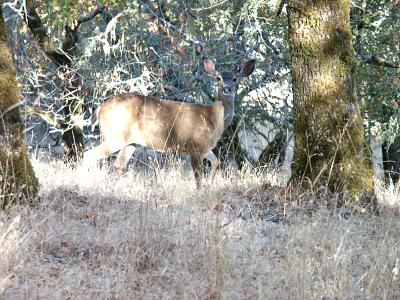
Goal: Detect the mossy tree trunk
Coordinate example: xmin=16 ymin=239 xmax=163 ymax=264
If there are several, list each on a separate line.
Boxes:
xmin=0 ymin=3 xmax=38 ymax=207
xmin=287 ymin=0 xmax=374 ymax=200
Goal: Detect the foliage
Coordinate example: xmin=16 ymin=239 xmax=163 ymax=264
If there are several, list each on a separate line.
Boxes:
xmin=351 ymin=0 xmax=400 ymax=144
xmin=4 ymin=0 xmax=291 ymax=165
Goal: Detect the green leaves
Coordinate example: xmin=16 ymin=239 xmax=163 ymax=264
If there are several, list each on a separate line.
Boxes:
xmin=352 ymin=0 xmax=400 ymax=142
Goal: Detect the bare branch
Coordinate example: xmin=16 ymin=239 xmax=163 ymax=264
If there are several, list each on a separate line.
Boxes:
xmin=138 ymin=0 xmax=199 ymax=44
xmin=24 ymin=105 xmax=64 ymax=129
xmin=190 ymin=0 xmax=229 ymax=12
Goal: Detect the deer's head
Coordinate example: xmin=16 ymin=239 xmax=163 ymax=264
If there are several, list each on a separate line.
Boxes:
xmin=202 ymin=57 xmax=256 ymax=102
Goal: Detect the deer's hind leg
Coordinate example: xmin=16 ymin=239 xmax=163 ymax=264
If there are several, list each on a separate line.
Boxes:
xmin=83 ymin=142 xmax=125 ymax=167
xmin=114 ymin=145 xmax=136 ymax=173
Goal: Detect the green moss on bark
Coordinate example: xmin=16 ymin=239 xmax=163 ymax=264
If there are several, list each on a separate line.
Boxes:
xmin=288 ymin=0 xmax=374 ymax=201
xmin=0 ymin=3 xmax=39 ymax=208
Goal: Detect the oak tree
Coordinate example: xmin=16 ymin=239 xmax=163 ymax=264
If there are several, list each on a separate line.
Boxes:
xmin=287 ymin=0 xmax=374 ymax=200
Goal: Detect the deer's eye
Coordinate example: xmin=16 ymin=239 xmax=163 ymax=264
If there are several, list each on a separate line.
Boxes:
xmin=216 ymin=76 xmax=223 ymax=82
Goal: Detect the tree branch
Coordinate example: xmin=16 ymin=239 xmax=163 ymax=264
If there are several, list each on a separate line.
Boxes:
xmin=23 ymin=0 xmax=72 ymax=66
xmin=139 ymin=0 xmax=199 ymax=44
xmin=276 ymin=0 xmax=286 ymax=17
xmin=353 ymin=1 xmax=400 ymax=69
xmin=77 ymin=5 xmax=108 ymax=25
xmin=23 ymin=1 xmax=113 ymax=63
xmin=63 ymin=5 xmax=114 ymax=55
xmin=24 ymin=105 xmax=65 ymax=129
xmin=359 ymin=55 xmax=400 ymax=69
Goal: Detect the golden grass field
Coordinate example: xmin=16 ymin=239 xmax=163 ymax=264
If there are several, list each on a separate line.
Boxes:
xmin=1 ymin=157 xmax=399 ymax=299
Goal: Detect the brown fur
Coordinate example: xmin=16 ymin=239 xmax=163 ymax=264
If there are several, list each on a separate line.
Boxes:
xmin=84 ymin=57 xmax=256 ymax=187
xmin=98 ymin=93 xmax=225 ymax=156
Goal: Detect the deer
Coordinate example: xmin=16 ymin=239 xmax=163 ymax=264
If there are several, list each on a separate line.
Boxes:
xmin=84 ymin=56 xmax=256 ymax=187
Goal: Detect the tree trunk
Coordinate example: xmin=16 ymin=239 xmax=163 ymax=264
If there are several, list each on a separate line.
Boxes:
xmin=216 ymin=115 xmax=247 ymax=169
xmin=287 ymin=0 xmax=374 ymax=200
xmin=0 ymin=3 xmax=38 ymax=207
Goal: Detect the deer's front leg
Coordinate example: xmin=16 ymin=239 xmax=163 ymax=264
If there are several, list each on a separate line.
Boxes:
xmin=190 ymin=154 xmax=203 ymax=188
xmin=204 ymin=150 xmax=219 ymax=184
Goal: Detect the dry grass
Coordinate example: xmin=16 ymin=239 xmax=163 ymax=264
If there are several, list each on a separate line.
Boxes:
xmin=0 ymin=157 xmax=399 ymax=299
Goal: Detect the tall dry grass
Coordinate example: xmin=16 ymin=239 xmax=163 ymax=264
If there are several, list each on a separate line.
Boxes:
xmin=0 ymin=157 xmax=399 ymax=299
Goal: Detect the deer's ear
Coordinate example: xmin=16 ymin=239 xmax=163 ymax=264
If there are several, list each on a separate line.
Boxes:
xmin=237 ymin=59 xmax=256 ymax=77
xmin=202 ymin=57 xmax=216 ymax=76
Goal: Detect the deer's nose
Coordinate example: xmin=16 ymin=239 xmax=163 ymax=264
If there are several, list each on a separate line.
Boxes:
xmin=223 ymin=86 xmax=232 ymax=94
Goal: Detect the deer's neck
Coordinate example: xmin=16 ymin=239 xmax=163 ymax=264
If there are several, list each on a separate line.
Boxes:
xmin=219 ymin=95 xmax=235 ymax=131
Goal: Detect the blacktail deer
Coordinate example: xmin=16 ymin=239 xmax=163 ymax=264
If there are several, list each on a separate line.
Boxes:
xmin=84 ymin=56 xmax=256 ymax=187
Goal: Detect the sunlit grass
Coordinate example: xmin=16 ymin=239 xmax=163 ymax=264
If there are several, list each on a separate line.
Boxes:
xmin=0 ymin=157 xmax=399 ymax=299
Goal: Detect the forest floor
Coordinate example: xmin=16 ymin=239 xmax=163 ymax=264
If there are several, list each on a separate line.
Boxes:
xmin=0 ymin=157 xmax=399 ymax=299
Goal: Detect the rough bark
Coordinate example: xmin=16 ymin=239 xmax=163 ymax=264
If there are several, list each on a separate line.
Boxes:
xmin=0 ymin=3 xmax=38 ymax=207
xmin=287 ymin=0 xmax=374 ymax=200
